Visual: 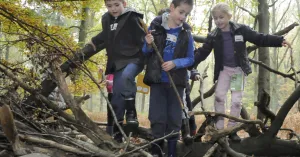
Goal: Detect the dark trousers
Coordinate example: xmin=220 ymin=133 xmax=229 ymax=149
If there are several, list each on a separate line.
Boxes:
xmin=149 ymin=83 xmax=184 ymax=140
xmin=107 ymin=93 xmax=113 ymax=126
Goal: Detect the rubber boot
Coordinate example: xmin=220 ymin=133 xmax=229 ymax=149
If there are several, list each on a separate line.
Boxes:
xmin=167 ymin=140 xmax=177 ymax=157
xmin=189 ymin=116 xmax=197 ymax=136
xmin=106 ymin=93 xmax=114 ymax=136
xmin=125 ymin=99 xmax=139 ymax=130
xmin=181 ymin=119 xmax=193 ymax=145
xmin=113 ymin=122 xmax=124 ymax=143
xmin=151 ymin=140 xmax=164 ymax=157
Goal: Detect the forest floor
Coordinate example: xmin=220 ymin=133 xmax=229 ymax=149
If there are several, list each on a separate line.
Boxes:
xmin=86 ymin=110 xmax=300 ymax=140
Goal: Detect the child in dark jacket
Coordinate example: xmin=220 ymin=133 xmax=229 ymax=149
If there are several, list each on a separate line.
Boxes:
xmin=193 ymin=2 xmax=291 ymax=141
xmin=143 ymin=0 xmax=194 ymax=156
xmin=88 ymin=0 xmax=146 ymax=142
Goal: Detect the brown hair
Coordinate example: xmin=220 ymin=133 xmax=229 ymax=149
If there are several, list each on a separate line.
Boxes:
xmin=171 ymin=0 xmax=194 ymax=8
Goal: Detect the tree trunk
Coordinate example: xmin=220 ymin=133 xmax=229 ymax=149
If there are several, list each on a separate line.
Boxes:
xmin=78 ymin=7 xmax=90 ymax=47
xmin=296 ymin=0 xmax=300 ymax=112
xmin=270 ymin=0 xmax=279 ymax=112
xmin=257 ymin=0 xmax=271 ymax=120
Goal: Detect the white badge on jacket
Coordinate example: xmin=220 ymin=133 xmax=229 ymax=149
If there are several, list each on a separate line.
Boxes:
xmin=234 ymin=35 xmax=244 ymax=42
xmin=166 ymin=33 xmax=177 ymax=43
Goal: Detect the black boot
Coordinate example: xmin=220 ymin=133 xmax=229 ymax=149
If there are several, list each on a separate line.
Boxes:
xmin=106 ymin=93 xmax=114 ymax=136
xmin=228 ymin=132 xmax=241 ymax=142
xmin=181 ymin=119 xmax=194 ymax=145
xmin=125 ymin=99 xmax=139 ymax=129
xmin=189 ymin=116 xmax=197 ymax=136
xmin=151 ymin=140 xmax=164 ymax=157
xmin=167 ymin=140 xmax=177 ymax=157
xmin=113 ymin=122 xmax=124 ymax=143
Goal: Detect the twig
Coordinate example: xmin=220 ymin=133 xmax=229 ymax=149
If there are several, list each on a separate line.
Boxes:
xmin=117 ymin=131 xmax=179 ymax=157
xmin=19 ymin=134 xmax=91 ymax=155
xmin=249 ymin=58 xmax=300 ymax=83
xmin=190 ymin=111 xmax=264 ymax=129
xmin=123 ymin=132 xmax=132 ymax=153
xmin=198 ymin=65 xmax=209 ymax=112
xmin=203 ymin=143 xmax=219 ymax=157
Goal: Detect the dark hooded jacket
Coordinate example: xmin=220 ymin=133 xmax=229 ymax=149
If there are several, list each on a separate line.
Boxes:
xmin=92 ymin=8 xmax=145 ymax=74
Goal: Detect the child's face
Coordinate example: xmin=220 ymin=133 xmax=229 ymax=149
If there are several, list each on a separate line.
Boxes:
xmin=169 ymin=2 xmax=193 ymax=27
xmin=105 ymin=0 xmax=126 ymax=17
xmin=212 ymin=9 xmax=232 ymax=31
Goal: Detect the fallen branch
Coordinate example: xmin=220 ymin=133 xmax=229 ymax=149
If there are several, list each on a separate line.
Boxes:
xmin=190 ymin=111 xmax=264 ymax=129
xmin=117 ymin=131 xmax=179 ymax=157
xmin=203 ymin=143 xmax=219 ymax=157
xmin=217 ymin=137 xmax=249 ymax=157
xmin=19 ymin=134 xmax=91 ymax=155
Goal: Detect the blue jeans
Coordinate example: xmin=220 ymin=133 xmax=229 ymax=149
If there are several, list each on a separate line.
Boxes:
xmin=111 ymin=63 xmax=143 ymax=121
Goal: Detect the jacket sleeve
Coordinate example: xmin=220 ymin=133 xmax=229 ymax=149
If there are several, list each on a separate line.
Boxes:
xmin=193 ymin=33 xmax=214 ymax=68
xmin=131 ymin=14 xmax=146 ymax=49
xmin=142 ymin=26 xmax=154 ymax=56
xmin=91 ymin=31 xmax=105 ymax=46
xmin=173 ymin=32 xmax=194 ymax=69
xmin=243 ymin=25 xmax=284 ymax=47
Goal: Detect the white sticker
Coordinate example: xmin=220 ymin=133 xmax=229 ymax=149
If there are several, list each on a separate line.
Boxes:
xmin=234 ymin=35 xmax=244 ymax=42
xmin=166 ymin=33 xmax=177 ymax=43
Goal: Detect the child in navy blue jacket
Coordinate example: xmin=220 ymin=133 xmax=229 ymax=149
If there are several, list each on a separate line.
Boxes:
xmin=143 ymin=0 xmax=194 ymax=156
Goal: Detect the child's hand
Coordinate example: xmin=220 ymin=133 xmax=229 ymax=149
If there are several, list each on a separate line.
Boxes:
xmin=87 ymin=42 xmax=96 ymax=51
xmin=162 ymin=61 xmax=175 ymax=71
xmin=193 ymin=74 xmax=201 ymax=81
xmin=145 ymin=33 xmax=154 ymax=45
xmin=282 ymin=39 xmax=291 ymax=48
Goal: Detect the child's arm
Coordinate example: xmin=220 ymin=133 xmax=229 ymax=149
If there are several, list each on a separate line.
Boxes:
xmin=132 ymin=16 xmax=146 ymax=48
xmin=193 ymin=34 xmax=214 ymax=67
xmin=171 ymin=33 xmax=195 ymax=69
xmin=89 ymin=31 xmax=105 ymax=51
xmin=142 ymin=28 xmax=154 ymax=55
xmin=243 ymin=25 xmax=288 ymax=47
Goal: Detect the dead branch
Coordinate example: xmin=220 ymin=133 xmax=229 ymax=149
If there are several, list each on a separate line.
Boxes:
xmin=190 ymin=111 xmax=264 ymax=129
xmin=50 ymin=60 xmax=118 ymax=148
xmin=203 ymin=143 xmax=219 ymax=157
xmin=249 ymin=58 xmax=300 ymax=83
xmin=264 ymin=85 xmax=300 ymax=140
xmin=118 ymin=131 xmax=179 ymax=157
xmin=192 ymin=84 xmax=216 ymax=108
xmin=19 ymin=134 xmax=91 ymax=156
xmin=254 ymin=89 xmax=276 ymax=123
xmin=217 ymin=137 xmax=249 ymax=157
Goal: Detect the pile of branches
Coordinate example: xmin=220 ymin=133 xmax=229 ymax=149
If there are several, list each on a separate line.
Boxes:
xmin=0 ymin=58 xmax=156 ymax=157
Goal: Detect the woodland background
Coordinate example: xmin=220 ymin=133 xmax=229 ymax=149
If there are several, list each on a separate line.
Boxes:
xmin=0 ymin=0 xmax=300 ymax=155
xmin=1 ymin=0 xmax=300 ymax=129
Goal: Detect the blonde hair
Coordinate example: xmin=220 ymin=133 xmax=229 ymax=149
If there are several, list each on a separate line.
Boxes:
xmin=211 ymin=2 xmax=232 ymax=16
